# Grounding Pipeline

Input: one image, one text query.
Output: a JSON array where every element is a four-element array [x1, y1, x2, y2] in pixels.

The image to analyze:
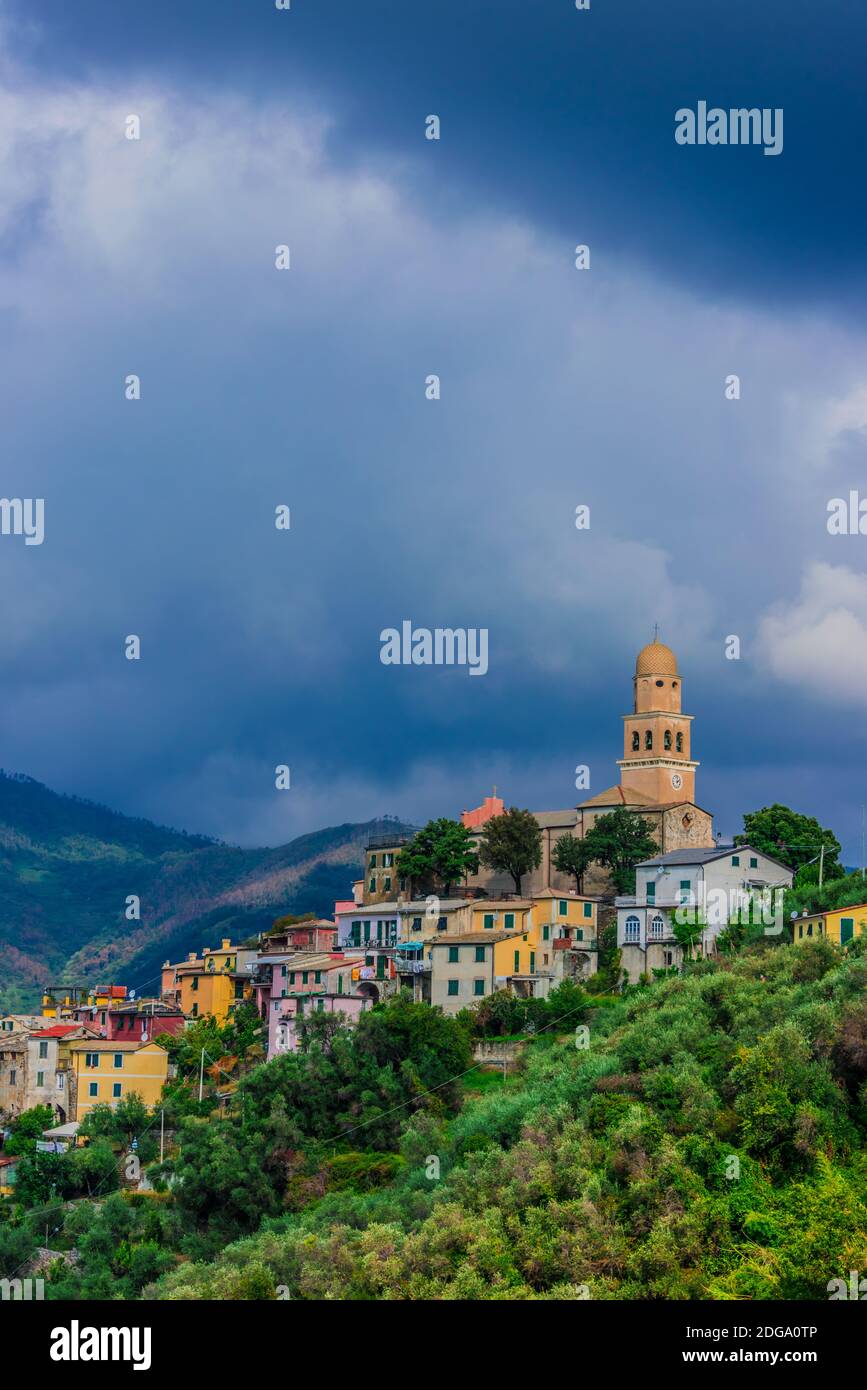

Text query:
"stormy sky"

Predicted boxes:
[[1, 0, 866, 859]]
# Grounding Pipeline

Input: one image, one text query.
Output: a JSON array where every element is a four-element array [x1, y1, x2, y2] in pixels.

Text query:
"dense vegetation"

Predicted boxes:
[[4, 938, 866, 1300]]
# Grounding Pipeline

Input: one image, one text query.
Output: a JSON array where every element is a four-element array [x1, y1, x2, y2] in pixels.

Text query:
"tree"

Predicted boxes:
[[552, 833, 594, 893], [478, 808, 542, 894], [5, 1104, 53, 1155], [737, 804, 843, 880], [396, 818, 479, 896], [672, 914, 704, 963], [582, 807, 658, 894]]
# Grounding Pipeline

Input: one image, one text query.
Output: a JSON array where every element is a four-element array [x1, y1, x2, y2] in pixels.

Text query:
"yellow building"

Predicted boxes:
[[161, 939, 254, 1023], [529, 890, 597, 948], [793, 904, 867, 947], [67, 1040, 168, 1120]]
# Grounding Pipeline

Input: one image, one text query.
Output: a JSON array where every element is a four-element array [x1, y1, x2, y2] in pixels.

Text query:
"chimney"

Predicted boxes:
[[221, 938, 231, 950]]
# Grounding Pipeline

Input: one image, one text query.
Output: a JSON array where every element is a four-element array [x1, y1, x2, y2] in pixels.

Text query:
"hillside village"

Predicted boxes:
[[1, 638, 863, 1163]]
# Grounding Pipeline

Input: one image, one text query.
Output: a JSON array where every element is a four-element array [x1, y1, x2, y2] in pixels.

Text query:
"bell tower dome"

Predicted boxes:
[[616, 633, 699, 804]]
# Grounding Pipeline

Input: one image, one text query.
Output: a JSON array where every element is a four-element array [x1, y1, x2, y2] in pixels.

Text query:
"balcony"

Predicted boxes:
[[394, 958, 431, 975]]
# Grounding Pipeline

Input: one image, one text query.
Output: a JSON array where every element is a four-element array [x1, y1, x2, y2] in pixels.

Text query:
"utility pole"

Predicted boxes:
[[198, 1048, 205, 1103], [819, 844, 825, 889]]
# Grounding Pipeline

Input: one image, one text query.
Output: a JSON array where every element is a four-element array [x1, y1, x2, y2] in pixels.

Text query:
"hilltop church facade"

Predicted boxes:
[[462, 636, 715, 899]]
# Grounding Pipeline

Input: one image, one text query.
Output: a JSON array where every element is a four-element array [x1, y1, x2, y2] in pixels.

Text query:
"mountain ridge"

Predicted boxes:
[[0, 770, 413, 1010]]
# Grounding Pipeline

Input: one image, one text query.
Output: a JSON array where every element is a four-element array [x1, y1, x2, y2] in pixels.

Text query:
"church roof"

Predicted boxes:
[[577, 784, 659, 809], [635, 639, 678, 676]]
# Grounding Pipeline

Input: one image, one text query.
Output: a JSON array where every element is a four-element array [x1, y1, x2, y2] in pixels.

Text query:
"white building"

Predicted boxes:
[[616, 844, 793, 983]]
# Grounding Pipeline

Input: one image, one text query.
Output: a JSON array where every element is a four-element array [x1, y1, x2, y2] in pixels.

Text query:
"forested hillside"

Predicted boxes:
[[0, 770, 410, 1009]]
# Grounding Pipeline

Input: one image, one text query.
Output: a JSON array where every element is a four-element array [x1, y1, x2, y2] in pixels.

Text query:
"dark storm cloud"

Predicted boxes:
[[0, 8, 865, 861], [6, 0, 867, 314]]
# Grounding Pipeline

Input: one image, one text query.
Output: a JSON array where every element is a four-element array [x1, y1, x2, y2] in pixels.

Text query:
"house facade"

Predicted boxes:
[[616, 844, 794, 983]]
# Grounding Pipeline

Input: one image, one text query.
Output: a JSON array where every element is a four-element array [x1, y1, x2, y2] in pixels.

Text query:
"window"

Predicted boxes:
[[89, 1082, 98, 1097], [413, 916, 422, 931], [543, 924, 550, 940], [56, 1073, 64, 1091], [302, 971, 309, 985], [448, 946, 459, 963], [280, 965, 287, 978], [678, 879, 692, 905], [369, 877, 376, 893], [289, 972, 296, 984], [663, 951, 674, 967], [437, 916, 447, 932], [314, 971, 322, 984], [650, 914, 664, 940], [338, 975, 344, 993], [369, 854, 377, 867], [85, 1052, 99, 1069], [36, 1071, 44, 1087], [645, 730, 653, 750], [447, 980, 459, 997], [731, 856, 740, 867], [317, 999, 325, 1011], [750, 856, 758, 868], [114, 1053, 123, 1069], [664, 730, 672, 750], [504, 912, 514, 929], [473, 979, 485, 997], [583, 902, 593, 918], [38, 1040, 48, 1059], [383, 852, 393, 867], [632, 731, 639, 750], [384, 877, 392, 892], [113, 1083, 122, 1098], [676, 732, 683, 752], [558, 900, 568, 916], [646, 881, 655, 902], [9, 1069, 15, 1084], [624, 915, 640, 943], [484, 913, 495, 930], [529, 951, 536, 973], [513, 950, 520, 972], [576, 928, 584, 941], [474, 946, 486, 962]]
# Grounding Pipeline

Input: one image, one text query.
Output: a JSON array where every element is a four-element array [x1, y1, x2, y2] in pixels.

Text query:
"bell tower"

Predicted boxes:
[[616, 634, 699, 804]]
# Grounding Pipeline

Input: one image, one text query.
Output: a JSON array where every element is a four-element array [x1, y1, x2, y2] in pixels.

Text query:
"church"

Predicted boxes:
[[463, 635, 715, 898]]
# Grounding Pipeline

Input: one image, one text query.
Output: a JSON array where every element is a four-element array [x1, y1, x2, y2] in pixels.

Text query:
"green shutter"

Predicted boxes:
[[583, 902, 592, 918], [473, 979, 485, 997], [448, 946, 459, 962], [447, 980, 459, 997], [513, 950, 520, 972], [474, 946, 485, 962], [484, 913, 494, 930], [504, 912, 514, 929]]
